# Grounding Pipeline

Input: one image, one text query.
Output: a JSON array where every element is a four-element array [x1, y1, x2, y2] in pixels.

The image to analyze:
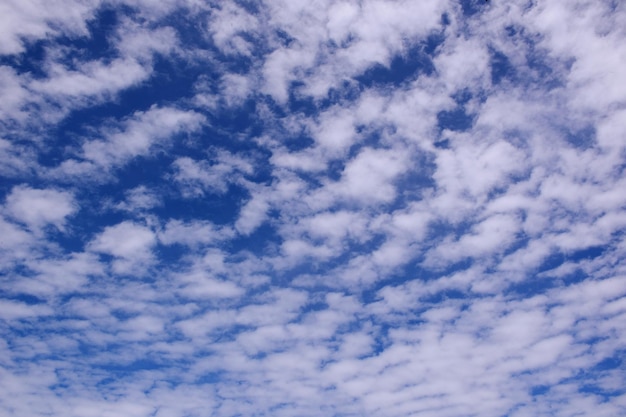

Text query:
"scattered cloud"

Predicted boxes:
[[4, 186, 76, 232], [1, 1, 625, 416]]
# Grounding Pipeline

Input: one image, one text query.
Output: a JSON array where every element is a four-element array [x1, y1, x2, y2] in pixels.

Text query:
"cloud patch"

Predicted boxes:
[[1, 1, 625, 417]]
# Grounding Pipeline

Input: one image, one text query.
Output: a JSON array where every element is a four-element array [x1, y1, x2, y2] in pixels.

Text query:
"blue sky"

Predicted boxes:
[[1, 1, 625, 416]]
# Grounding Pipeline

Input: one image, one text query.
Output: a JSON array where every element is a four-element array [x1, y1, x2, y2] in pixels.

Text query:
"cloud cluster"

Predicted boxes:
[[1, 0, 625, 416]]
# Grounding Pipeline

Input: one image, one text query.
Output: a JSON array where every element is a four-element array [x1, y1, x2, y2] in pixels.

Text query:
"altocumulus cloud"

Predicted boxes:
[[1, 1, 625, 416]]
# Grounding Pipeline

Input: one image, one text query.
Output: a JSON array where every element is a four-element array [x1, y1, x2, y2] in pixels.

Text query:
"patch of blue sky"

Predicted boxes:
[[460, 0, 491, 17], [354, 47, 436, 89]]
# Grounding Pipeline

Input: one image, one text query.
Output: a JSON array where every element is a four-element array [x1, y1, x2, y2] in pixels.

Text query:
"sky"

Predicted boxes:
[[0, 0, 625, 416]]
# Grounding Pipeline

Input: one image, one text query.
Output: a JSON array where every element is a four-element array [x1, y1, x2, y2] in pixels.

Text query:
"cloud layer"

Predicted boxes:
[[1, 1, 625, 416]]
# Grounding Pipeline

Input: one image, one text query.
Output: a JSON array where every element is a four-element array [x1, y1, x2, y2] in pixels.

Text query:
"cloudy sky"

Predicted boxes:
[[1, 0, 625, 416]]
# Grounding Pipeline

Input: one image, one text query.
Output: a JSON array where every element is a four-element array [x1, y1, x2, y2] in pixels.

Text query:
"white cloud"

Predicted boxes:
[[115, 186, 162, 213], [425, 213, 521, 266], [2, 0, 626, 416], [178, 271, 244, 300], [304, 210, 369, 243], [172, 150, 253, 196], [18, 252, 103, 297], [0, 4, 186, 134], [280, 238, 334, 262], [0, 217, 32, 250], [432, 139, 528, 215], [0, 67, 30, 123], [90, 221, 155, 258], [313, 146, 409, 207], [311, 108, 357, 155], [262, 46, 316, 103], [113, 20, 179, 59], [235, 191, 270, 235], [219, 73, 253, 107], [30, 57, 149, 100], [325, 1, 359, 44], [172, 249, 245, 300], [0, 299, 53, 320], [89, 221, 156, 274], [208, 2, 260, 56], [85, 106, 203, 166], [527, 0, 626, 113], [0, 0, 97, 55], [159, 219, 234, 248], [4, 186, 76, 231], [47, 106, 205, 180]]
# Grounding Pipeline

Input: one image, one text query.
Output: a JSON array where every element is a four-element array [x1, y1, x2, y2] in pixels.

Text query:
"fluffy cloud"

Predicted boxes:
[[82, 106, 204, 168], [0, 0, 98, 55], [4, 186, 76, 231], [89, 221, 156, 274], [1, 0, 625, 416]]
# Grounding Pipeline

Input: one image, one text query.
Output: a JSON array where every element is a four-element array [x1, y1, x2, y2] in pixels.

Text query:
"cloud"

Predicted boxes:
[[235, 190, 271, 235], [4, 186, 76, 231], [425, 213, 521, 268], [159, 219, 234, 248], [50, 105, 204, 180], [0, 0, 96, 55], [82, 106, 204, 168], [0, 299, 53, 320], [0, 67, 30, 124], [89, 221, 156, 274], [0, 4, 185, 137], [208, 2, 260, 56], [0, 217, 32, 250], [20, 252, 103, 297], [30, 57, 150, 100], [1, 0, 626, 416], [114, 186, 162, 213], [177, 270, 244, 300], [172, 150, 253, 196]]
